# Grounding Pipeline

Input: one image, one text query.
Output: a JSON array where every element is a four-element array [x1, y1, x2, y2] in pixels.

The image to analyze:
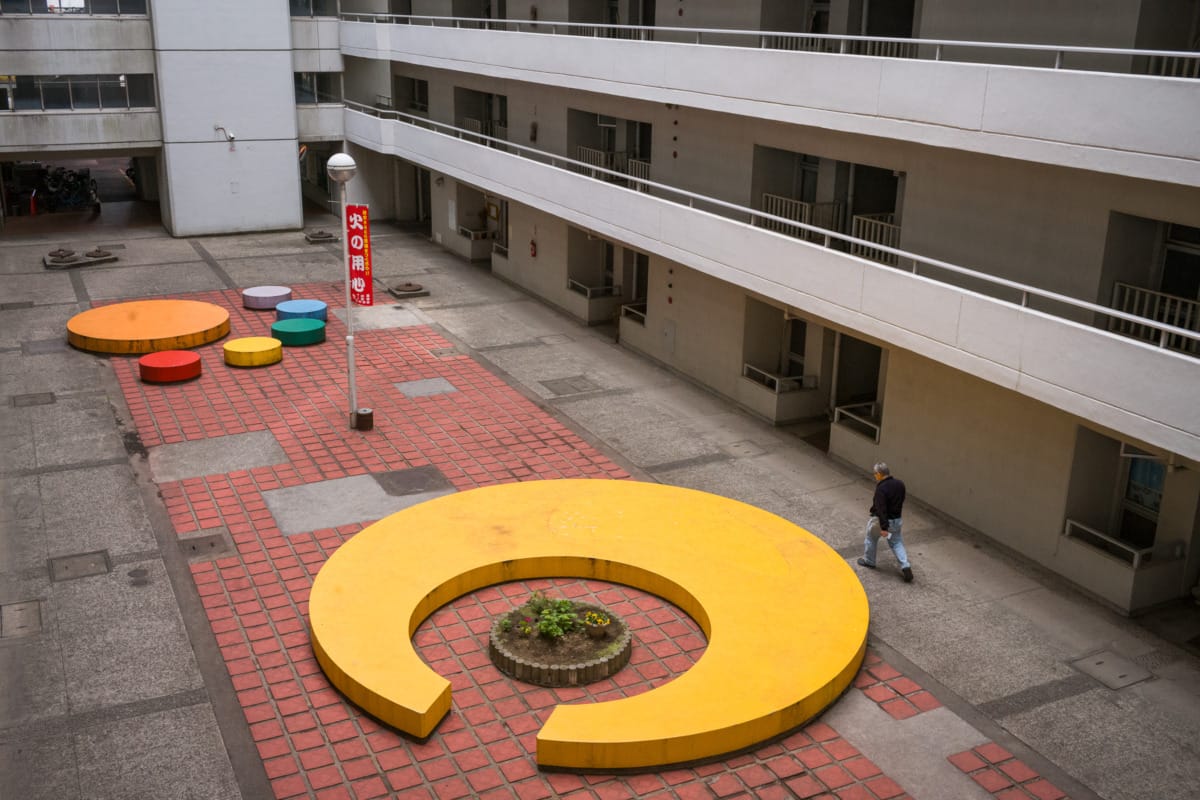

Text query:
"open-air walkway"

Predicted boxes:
[[1, 204, 1198, 799]]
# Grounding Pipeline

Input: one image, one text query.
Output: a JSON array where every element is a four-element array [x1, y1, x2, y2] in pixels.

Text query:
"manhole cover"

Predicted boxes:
[[49, 551, 111, 582], [1070, 650, 1152, 690], [541, 375, 600, 396], [1, 601, 42, 638], [12, 392, 57, 407]]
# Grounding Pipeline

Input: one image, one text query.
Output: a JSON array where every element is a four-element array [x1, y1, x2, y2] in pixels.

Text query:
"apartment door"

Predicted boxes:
[[1160, 223, 1200, 301], [416, 168, 432, 226]]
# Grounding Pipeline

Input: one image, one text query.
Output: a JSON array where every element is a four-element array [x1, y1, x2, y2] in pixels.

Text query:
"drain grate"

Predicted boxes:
[[179, 529, 233, 562], [1, 601, 43, 638], [1070, 650, 1152, 690], [49, 550, 111, 582], [12, 392, 57, 407], [540, 375, 600, 396], [373, 465, 452, 496], [1, 301, 35, 311]]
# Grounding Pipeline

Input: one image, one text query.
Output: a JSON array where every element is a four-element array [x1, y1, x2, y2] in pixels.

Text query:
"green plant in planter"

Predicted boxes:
[[516, 591, 580, 641]]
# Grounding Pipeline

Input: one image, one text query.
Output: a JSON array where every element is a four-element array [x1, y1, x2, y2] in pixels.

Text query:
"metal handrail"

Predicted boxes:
[[343, 100, 1200, 353], [1063, 518, 1152, 569], [340, 14, 1200, 76], [0, 0, 148, 15]]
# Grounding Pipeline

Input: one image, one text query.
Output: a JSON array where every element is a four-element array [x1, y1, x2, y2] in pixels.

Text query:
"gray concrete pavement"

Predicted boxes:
[[1, 204, 1199, 799]]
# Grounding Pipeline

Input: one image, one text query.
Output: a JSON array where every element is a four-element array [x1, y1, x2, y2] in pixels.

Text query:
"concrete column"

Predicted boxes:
[[151, 1, 303, 236]]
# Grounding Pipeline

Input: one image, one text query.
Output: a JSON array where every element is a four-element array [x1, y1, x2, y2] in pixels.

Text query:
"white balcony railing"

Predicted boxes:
[[1110, 282, 1200, 355], [833, 401, 881, 443], [341, 14, 1200, 80], [626, 158, 651, 191], [742, 364, 801, 394], [850, 213, 902, 267], [755, 194, 845, 243], [575, 146, 614, 178], [458, 226, 492, 241], [1063, 518, 1153, 569], [341, 101, 1200, 358], [621, 303, 647, 325], [567, 278, 621, 299]]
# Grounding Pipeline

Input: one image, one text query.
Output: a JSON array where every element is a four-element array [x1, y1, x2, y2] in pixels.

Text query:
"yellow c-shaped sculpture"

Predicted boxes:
[[308, 479, 868, 769]]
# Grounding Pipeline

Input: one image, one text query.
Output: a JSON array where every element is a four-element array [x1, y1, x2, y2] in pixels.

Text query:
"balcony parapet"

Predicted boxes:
[[341, 14, 1200, 80], [339, 18, 1200, 188], [0, 107, 160, 152], [342, 102, 1200, 459]]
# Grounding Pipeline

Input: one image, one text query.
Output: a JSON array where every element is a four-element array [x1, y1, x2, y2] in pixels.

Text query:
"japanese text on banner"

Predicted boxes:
[[346, 204, 373, 306]]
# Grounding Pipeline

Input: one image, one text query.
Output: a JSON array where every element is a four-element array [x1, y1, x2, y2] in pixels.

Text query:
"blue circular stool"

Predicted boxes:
[[275, 299, 328, 322]]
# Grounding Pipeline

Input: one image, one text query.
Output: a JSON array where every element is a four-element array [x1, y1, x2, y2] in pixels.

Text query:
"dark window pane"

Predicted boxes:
[[14, 76, 41, 109], [118, 0, 147, 12], [1167, 223, 1200, 247], [98, 76, 127, 108], [295, 73, 315, 103], [126, 74, 154, 107], [71, 77, 100, 108], [41, 78, 72, 109], [316, 73, 340, 102], [1, 1, 34, 14], [289, 0, 311, 15], [313, 0, 337, 15], [92, 0, 120, 12]]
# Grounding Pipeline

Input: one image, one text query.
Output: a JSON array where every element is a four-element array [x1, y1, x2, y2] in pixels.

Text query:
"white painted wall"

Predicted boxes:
[[151, 1, 302, 235]]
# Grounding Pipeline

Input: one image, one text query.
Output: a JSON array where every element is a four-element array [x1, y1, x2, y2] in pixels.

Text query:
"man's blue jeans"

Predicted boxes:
[[863, 516, 910, 569]]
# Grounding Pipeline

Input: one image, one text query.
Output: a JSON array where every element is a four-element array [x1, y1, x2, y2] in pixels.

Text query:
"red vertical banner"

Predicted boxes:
[[346, 204, 373, 306]]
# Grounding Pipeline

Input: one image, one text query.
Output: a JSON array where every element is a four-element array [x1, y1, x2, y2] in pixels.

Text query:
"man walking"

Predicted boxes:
[[857, 462, 914, 582]]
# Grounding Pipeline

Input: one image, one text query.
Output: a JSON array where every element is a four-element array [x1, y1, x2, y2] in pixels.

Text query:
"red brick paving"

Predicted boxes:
[[948, 744, 1069, 800], [854, 651, 942, 719], [112, 284, 918, 798]]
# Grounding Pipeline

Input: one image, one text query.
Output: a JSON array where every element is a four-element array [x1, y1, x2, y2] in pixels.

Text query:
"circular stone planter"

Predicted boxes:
[[489, 604, 633, 688]]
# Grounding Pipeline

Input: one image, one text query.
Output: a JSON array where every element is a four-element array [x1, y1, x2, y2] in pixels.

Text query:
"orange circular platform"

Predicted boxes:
[[67, 300, 230, 355]]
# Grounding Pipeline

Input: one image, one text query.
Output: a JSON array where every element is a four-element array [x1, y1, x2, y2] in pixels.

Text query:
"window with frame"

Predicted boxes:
[[1118, 457, 1165, 550]]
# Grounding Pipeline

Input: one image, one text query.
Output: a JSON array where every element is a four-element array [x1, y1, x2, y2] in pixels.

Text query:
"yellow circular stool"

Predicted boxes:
[[223, 337, 283, 368], [67, 299, 229, 354]]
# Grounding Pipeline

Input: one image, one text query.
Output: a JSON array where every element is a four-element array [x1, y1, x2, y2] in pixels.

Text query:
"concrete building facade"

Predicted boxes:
[[2, 0, 1199, 614]]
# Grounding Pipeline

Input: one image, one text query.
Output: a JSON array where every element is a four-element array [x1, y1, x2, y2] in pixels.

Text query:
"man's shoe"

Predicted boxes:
[[857, 558, 876, 569], [902, 567, 914, 583]]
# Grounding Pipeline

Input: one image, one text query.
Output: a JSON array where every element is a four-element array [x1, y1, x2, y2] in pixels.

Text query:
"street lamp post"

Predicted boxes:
[[326, 152, 359, 430]]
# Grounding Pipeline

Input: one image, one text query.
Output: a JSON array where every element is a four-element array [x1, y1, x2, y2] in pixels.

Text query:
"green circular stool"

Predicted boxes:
[[271, 318, 326, 346]]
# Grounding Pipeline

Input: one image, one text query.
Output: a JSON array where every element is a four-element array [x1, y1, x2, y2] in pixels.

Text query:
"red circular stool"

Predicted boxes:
[[138, 350, 202, 383]]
